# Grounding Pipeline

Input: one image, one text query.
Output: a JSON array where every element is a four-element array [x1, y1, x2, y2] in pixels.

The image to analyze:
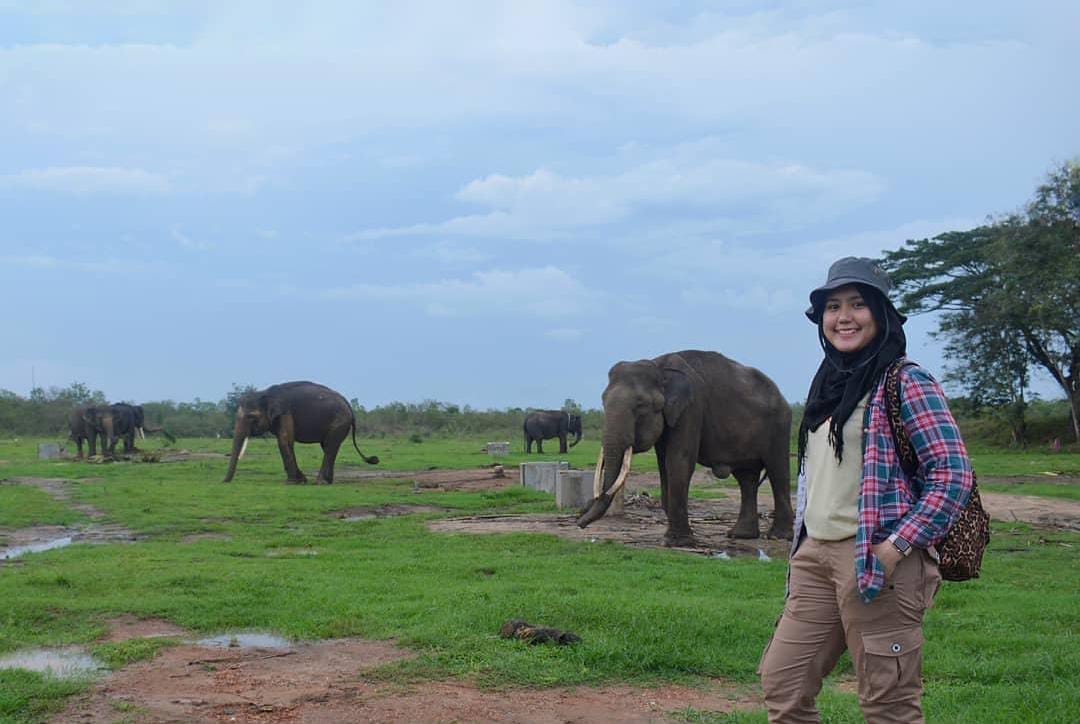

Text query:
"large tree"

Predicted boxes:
[[881, 160, 1080, 441]]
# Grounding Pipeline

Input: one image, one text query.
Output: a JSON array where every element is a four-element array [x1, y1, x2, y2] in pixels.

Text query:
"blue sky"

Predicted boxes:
[[1, 1, 1076, 409]]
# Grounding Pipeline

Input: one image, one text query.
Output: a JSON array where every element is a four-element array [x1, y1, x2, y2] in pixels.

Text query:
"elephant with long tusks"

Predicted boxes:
[[577, 350, 794, 546]]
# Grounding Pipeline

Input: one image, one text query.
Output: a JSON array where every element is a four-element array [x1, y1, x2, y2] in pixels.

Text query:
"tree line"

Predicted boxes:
[[0, 385, 607, 441], [0, 381, 1071, 449]]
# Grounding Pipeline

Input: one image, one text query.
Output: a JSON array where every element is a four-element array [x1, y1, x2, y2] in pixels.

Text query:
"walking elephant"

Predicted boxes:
[[222, 381, 379, 484], [523, 410, 582, 454], [68, 405, 116, 459], [577, 350, 794, 545]]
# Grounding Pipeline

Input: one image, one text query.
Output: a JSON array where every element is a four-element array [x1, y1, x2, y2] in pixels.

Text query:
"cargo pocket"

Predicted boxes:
[[859, 627, 923, 702]]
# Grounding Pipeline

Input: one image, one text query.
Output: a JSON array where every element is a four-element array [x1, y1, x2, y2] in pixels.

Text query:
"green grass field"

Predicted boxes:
[[0, 436, 1077, 722]]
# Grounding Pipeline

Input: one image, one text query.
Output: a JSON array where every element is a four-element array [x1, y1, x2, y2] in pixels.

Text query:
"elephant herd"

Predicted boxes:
[[65, 349, 796, 543], [68, 402, 155, 459]]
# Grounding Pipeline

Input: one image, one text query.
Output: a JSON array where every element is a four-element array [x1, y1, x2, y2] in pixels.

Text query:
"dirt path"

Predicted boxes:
[[0, 477, 138, 562], [56, 618, 753, 723]]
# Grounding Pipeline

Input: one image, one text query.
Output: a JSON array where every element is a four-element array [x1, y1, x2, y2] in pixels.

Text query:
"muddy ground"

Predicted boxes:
[[1, 464, 1077, 722], [60, 615, 754, 723]]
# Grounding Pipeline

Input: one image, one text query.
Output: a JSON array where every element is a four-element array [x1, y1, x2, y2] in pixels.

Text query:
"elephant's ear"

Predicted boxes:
[[265, 395, 285, 422], [661, 369, 692, 428]]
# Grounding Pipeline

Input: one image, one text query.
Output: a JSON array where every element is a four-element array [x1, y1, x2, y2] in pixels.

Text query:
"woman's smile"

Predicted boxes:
[[822, 285, 879, 353]]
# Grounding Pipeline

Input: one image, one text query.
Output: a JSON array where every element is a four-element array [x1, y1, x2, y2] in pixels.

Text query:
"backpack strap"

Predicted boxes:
[[884, 359, 919, 479]]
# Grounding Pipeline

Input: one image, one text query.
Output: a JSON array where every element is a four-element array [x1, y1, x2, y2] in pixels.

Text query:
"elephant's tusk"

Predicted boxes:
[[137, 427, 146, 440], [592, 448, 604, 498], [605, 448, 634, 498], [238, 436, 249, 460]]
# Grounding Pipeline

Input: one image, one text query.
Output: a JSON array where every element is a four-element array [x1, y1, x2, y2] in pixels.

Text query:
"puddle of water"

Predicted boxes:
[[1, 536, 73, 560], [342, 514, 377, 522], [0, 647, 105, 678], [195, 632, 294, 649], [711, 551, 731, 560]]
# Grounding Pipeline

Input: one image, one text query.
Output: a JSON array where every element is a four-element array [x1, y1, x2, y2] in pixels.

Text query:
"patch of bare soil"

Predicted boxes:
[[979, 488, 1080, 531], [424, 468, 1080, 556], [335, 466, 518, 492], [58, 633, 751, 723], [99, 615, 190, 643], [424, 468, 795, 558], [331, 504, 450, 520]]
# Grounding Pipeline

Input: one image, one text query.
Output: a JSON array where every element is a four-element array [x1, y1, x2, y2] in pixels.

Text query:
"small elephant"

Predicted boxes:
[[577, 350, 794, 545], [68, 404, 116, 459], [523, 410, 582, 454], [223, 381, 379, 484]]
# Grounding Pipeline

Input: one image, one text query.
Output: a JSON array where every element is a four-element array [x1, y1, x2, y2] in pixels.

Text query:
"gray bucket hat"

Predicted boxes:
[[805, 256, 907, 324]]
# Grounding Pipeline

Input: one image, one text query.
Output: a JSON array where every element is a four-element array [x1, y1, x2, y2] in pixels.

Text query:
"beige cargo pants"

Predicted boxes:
[[758, 537, 941, 723]]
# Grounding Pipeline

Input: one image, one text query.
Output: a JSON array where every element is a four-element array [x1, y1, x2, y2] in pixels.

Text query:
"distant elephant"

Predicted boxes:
[[523, 410, 582, 454], [68, 404, 116, 459], [577, 350, 794, 545], [223, 381, 379, 484], [110, 403, 146, 454]]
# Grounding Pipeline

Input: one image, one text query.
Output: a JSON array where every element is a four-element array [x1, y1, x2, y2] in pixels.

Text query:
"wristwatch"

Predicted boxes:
[[887, 532, 912, 557]]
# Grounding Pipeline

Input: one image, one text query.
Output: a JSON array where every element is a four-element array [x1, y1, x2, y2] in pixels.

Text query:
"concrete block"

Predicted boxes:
[[519, 461, 570, 494], [37, 443, 61, 460], [555, 469, 624, 514], [484, 442, 510, 456], [555, 470, 591, 510]]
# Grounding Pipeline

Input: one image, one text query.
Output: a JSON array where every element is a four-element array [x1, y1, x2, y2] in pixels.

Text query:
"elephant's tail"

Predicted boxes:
[[350, 414, 379, 465]]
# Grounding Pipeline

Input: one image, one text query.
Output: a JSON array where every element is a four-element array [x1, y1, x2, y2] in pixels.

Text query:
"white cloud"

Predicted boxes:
[[321, 266, 599, 318], [3, 166, 170, 195], [411, 241, 493, 265], [171, 226, 212, 251], [657, 217, 983, 316], [349, 151, 885, 243]]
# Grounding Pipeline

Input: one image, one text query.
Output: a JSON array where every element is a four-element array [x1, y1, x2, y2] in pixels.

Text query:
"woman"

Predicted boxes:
[[758, 257, 973, 723]]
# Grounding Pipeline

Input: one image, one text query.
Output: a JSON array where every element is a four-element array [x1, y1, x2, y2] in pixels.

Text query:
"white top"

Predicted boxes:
[[804, 393, 869, 540]]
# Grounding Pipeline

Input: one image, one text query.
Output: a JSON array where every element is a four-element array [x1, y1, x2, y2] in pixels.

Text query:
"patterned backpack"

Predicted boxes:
[[884, 361, 991, 581]]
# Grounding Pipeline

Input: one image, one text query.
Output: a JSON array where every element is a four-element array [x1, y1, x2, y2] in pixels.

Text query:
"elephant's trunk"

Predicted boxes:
[[569, 429, 582, 448], [576, 446, 633, 528], [223, 422, 248, 483]]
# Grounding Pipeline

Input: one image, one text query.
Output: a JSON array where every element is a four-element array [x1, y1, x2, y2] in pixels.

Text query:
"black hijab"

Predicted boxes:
[[797, 284, 907, 466]]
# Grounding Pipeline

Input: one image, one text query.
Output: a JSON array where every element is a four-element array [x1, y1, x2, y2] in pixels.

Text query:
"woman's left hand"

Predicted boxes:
[[872, 541, 905, 580]]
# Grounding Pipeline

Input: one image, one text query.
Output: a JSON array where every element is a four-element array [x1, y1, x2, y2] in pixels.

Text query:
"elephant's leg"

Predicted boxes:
[[88, 433, 97, 458], [316, 426, 348, 485], [655, 445, 669, 514], [536, 439, 544, 454], [559, 433, 568, 454], [763, 447, 795, 539], [729, 466, 763, 539], [660, 444, 697, 547], [276, 419, 306, 484]]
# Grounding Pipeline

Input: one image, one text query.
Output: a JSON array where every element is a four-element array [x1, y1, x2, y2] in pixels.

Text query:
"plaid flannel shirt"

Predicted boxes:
[[791, 360, 973, 602]]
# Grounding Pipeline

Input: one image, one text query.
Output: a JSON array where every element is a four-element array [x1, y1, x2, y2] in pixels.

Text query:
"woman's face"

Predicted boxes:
[[822, 285, 879, 353]]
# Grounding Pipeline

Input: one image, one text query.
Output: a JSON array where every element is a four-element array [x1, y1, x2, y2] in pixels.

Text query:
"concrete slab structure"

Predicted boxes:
[[519, 461, 569, 494], [556, 469, 624, 514], [37, 443, 61, 460], [484, 442, 510, 456]]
